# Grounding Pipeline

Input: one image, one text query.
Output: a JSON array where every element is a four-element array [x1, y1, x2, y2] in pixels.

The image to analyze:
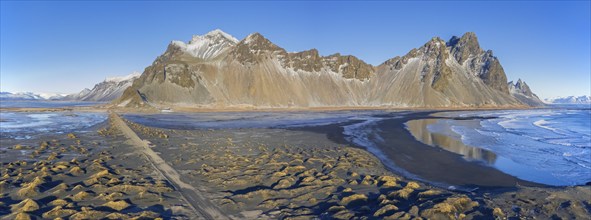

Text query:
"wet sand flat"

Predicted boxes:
[[375, 112, 543, 188]]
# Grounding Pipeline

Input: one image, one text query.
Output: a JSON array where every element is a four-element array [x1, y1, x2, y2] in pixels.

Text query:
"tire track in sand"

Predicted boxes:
[[110, 112, 228, 220]]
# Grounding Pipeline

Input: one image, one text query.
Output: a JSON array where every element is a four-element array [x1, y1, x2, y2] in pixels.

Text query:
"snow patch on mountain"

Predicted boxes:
[[171, 29, 238, 60], [106, 71, 141, 83]]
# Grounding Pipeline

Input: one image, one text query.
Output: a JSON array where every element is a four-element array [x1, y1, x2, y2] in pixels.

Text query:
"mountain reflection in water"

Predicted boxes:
[[405, 119, 498, 165]]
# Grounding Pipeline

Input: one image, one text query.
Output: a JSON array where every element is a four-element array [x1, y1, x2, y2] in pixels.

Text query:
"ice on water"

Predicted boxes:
[[0, 112, 107, 139], [430, 109, 591, 186]]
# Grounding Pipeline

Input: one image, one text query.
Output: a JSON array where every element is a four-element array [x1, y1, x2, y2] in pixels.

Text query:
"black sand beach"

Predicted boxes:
[[1, 111, 590, 219], [293, 111, 544, 190]]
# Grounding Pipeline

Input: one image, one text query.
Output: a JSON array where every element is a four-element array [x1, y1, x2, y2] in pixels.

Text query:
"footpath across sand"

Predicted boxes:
[[110, 112, 226, 220]]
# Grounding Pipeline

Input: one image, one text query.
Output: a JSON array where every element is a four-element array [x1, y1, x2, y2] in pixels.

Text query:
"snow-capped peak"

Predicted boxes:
[[38, 93, 68, 99], [105, 71, 141, 83], [244, 32, 264, 44], [172, 29, 239, 60], [202, 29, 239, 43]]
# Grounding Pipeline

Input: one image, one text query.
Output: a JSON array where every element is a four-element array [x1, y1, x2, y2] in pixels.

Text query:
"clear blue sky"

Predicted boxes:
[[1, 1, 589, 98]]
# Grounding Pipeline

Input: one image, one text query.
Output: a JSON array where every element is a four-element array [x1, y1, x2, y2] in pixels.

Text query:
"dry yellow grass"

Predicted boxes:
[[42, 206, 77, 219], [72, 191, 94, 201], [273, 177, 295, 189], [102, 200, 131, 211], [69, 166, 85, 176], [49, 199, 69, 206], [16, 183, 39, 198], [381, 180, 397, 188], [327, 205, 346, 213], [421, 196, 479, 219], [15, 212, 32, 220], [493, 207, 505, 217], [418, 189, 442, 197], [69, 208, 109, 220], [272, 171, 287, 177], [406, 181, 421, 189], [11, 199, 39, 212], [340, 194, 368, 206], [388, 187, 415, 200], [105, 212, 129, 219], [373, 204, 399, 217]]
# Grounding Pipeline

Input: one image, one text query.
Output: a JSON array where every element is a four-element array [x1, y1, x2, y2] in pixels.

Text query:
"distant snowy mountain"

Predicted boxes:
[[64, 72, 140, 102], [0, 91, 68, 101], [2, 72, 140, 103], [544, 95, 591, 104], [39, 93, 68, 100], [0, 91, 45, 100]]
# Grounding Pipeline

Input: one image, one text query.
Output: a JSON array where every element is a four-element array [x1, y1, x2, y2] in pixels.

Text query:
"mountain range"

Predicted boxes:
[[113, 30, 543, 109], [1, 30, 545, 109], [1, 72, 139, 102], [544, 95, 591, 104], [0, 92, 66, 101], [63, 72, 140, 102]]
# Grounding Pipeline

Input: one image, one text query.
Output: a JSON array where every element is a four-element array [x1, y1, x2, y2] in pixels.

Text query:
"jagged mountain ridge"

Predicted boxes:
[[115, 30, 540, 108], [65, 72, 140, 102], [508, 79, 545, 106]]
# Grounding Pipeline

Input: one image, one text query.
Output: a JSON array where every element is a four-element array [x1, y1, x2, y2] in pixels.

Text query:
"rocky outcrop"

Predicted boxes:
[[508, 79, 545, 106], [114, 30, 539, 109], [447, 32, 509, 94], [321, 53, 375, 80], [371, 35, 517, 107]]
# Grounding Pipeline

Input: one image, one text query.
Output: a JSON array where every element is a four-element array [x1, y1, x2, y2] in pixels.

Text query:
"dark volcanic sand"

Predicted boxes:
[[293, 111, 545, 190]]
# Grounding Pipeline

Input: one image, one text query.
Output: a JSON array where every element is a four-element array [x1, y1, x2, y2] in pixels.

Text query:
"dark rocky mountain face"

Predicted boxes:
[[419, 37, 453, 92], [286, 49, 324, 72], [448, 32, 481, 65], [229, 33, 374, 80], [448, 32, 509, 94], [115, 30, 541, 109]]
